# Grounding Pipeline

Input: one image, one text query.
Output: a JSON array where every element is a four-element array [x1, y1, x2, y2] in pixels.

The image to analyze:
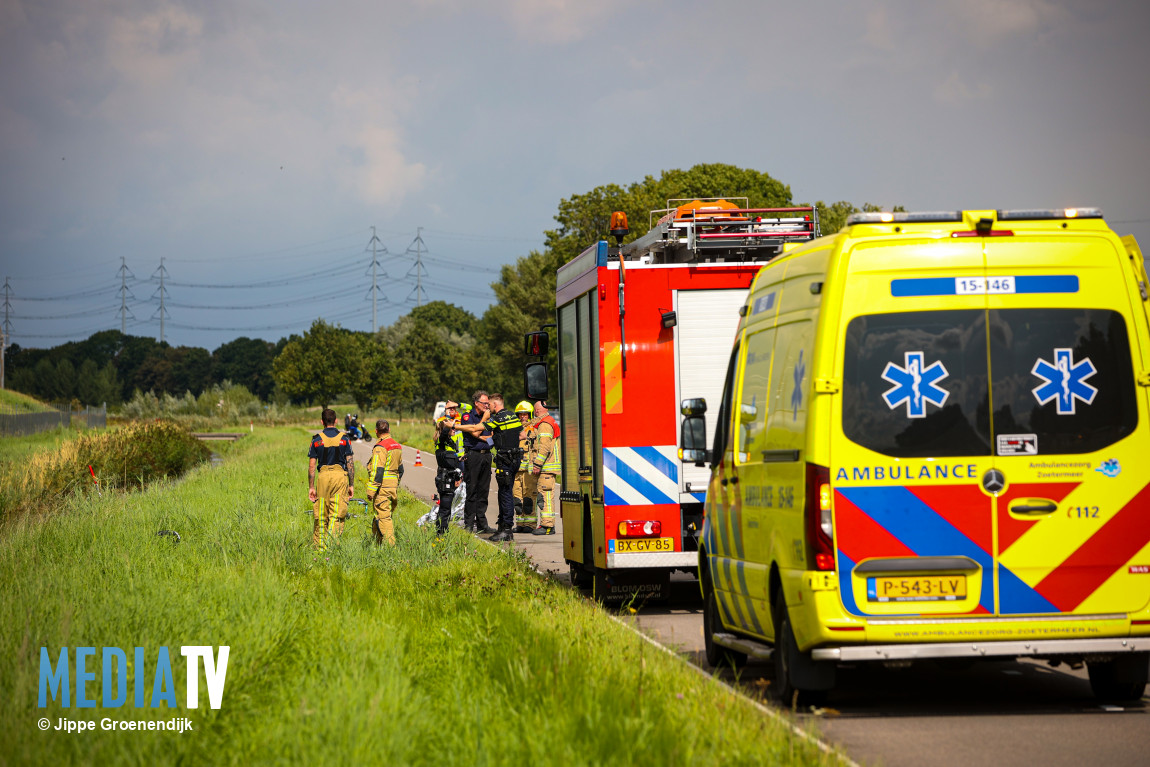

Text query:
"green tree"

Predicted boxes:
[[406, 301, 478, 338], [349, 337, 400, 411], [272, 320, 361, 406], [211, 337, 277, 400], [76, 359, 101, 404], [815, 201, 907, 234], [482, 163, 795, 396]]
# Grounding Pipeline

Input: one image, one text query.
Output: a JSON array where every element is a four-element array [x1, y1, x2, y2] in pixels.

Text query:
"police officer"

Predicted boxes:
[[485, 393, 523, 542], [308, 408, 355, 550], [456, 390, 496, 534], [530, 400, 561, 535], [512, 400, 537, 533], [365, 419, 403, 545], [433, 400, 465, 536]]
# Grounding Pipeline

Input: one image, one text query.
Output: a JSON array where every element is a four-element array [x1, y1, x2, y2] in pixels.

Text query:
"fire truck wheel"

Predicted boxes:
[[570, 561, 594, 589], [1087, 653, 1148, 702], [703, 585, 746, 668]]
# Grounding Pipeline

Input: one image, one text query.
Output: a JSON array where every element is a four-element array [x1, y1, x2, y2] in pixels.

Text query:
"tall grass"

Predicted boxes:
[[0, 421, 210, 524], [0, 429, 837, 766]]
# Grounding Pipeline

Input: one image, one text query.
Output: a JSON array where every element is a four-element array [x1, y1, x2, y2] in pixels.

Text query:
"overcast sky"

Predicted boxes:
[[2, 0, 1148, 350]]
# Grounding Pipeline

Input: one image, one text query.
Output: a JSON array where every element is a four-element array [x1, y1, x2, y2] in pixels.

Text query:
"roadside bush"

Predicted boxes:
[[0, 420, 210, 523]]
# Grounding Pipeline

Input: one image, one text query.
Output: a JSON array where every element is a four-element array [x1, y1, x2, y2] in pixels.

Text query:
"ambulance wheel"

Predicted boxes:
[[1087, 653, 1148, 702], [772, 606, 833, 708], [703, 585, 746, 668]]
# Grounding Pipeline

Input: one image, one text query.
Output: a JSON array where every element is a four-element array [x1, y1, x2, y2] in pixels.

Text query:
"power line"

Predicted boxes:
[[163, 261, 362, 289], [164, 286, 349, 311], [11, 284, 120, 301], [11, 305, 119, 320]]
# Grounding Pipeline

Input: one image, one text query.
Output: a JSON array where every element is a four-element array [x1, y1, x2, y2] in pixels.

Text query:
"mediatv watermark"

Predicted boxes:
[[37, 645, 229, 732]]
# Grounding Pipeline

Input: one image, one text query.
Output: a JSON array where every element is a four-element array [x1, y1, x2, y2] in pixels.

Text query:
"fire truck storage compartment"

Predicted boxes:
[[675, 288, 749, 496]]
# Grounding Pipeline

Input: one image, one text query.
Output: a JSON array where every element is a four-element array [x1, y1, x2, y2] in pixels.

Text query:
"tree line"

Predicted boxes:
[[4, 163, 894, 410]]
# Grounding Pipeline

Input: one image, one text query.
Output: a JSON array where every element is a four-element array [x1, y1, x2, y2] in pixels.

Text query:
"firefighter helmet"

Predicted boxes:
[[515, 400, 533, 414]]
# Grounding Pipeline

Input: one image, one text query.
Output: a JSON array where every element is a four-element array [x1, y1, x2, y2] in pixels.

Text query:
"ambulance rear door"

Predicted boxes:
[[984, 236, 1150, 616]]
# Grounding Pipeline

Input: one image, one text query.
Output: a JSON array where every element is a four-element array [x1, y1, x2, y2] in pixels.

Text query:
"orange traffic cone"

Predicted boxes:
[[413, 449, 423, 467]]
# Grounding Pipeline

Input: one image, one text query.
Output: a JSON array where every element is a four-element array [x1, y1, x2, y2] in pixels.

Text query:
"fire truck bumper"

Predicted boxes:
[[606, 551, 698, 569]]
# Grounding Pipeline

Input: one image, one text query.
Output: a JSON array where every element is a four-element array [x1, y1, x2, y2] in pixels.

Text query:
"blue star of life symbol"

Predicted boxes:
[[882, 351, 949, 418], [1096, 458, 1121, 478], [791, 349, 805, 421], [1031, 348, 1097, 415]]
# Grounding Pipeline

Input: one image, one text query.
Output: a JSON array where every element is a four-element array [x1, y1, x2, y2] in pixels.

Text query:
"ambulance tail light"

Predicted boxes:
[[805, 463, 834, 571], [618, 520, 661, 538]]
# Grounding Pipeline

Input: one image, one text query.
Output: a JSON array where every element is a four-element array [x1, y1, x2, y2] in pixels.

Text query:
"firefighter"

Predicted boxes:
[[485, 393, 523, 542], [530, 400, 561, 535], [456, 390, 495, 534], [433, 401, 465, 536], [512, 400, 537, 533], [307, 408, 355, 550], [365, 418, 404, 546]]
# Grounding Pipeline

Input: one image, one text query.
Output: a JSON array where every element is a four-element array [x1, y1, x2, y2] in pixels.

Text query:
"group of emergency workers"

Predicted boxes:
[[305, 390, 558, 550], [307, 407, 403, 550], [433, 390, 559, 542]]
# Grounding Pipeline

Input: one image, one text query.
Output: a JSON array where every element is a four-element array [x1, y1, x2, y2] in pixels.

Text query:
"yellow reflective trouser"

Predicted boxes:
[[513, 471, 532, 526], [535, 472, 556, 528], [314, 465, 348, 549], [371, 478, 398, 546]]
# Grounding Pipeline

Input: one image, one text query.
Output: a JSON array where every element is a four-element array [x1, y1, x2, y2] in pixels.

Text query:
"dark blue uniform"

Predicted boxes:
[[460, 410, 493, 532]]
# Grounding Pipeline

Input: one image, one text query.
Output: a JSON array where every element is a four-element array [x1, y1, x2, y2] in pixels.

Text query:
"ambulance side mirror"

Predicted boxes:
[[525, 362, 548, 401], [680, 398, 709, 465]]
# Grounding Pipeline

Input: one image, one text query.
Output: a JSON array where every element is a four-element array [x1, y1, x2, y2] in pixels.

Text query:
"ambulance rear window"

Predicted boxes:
[[842, 310, 992, 458], [988, 308, 1137, 454]]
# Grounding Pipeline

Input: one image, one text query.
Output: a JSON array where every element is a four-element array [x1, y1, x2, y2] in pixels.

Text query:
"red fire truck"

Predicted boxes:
[[526, 199, 821, 600]]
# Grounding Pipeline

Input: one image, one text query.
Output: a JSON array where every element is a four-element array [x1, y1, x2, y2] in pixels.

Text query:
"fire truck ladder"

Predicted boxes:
[[622, 199, 821, 264]]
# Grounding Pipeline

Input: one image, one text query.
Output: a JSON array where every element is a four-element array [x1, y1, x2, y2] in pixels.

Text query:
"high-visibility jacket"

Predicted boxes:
[[532, 415, 560, 474], [435, 425, 464, 472], [487, 409, 523, 454], [518, 424, 537, 472], [366, 436, 403, 494]]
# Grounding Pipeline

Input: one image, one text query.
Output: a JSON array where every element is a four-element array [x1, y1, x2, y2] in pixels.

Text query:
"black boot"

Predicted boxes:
[[489, 528, 513, 542]]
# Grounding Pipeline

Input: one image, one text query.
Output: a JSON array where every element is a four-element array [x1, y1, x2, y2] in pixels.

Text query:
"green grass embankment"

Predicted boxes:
[[0, 428, 836, 766], [0, 389, 55, 413]]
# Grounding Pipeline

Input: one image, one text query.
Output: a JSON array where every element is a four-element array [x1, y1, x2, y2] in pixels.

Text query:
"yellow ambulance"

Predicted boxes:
[[681, 208, 1150, 704]]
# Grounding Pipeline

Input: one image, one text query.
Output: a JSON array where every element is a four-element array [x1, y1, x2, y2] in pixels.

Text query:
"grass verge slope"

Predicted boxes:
[[0, 429, 836, 766]]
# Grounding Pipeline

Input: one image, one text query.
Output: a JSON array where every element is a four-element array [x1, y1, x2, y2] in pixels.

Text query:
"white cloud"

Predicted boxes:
[[934, 70, 993, 104]]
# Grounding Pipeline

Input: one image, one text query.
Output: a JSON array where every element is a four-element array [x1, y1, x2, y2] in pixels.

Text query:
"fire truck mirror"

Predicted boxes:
[[680, 398, 707, 416], [523, 331, 550, 357], [680, 415, 709, 465], [524, 362, 549, 401]]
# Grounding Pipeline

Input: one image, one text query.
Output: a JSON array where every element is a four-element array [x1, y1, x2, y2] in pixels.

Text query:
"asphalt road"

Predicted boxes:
[[361, 440, 1150, 767]]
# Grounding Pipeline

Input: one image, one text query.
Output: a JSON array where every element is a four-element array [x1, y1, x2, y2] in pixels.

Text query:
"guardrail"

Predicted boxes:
[[0, 402, 107, 435]]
